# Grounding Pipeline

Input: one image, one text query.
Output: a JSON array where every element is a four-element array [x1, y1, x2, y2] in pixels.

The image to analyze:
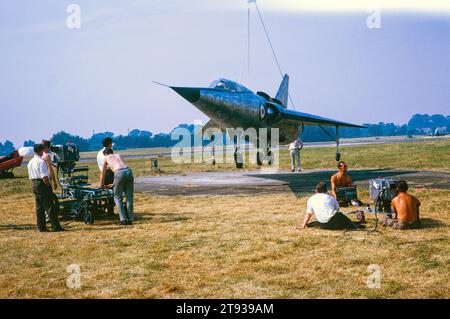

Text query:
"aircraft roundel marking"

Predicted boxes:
[[260, 105, 266, 119]]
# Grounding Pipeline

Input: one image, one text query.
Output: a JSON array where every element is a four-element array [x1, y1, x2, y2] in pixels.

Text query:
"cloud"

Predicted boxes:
[[258, 0, 450, 14]]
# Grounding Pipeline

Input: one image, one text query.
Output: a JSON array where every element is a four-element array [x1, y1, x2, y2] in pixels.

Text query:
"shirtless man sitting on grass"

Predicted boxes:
[[331, 161, 353, 198], [379, 180, 421, 230]]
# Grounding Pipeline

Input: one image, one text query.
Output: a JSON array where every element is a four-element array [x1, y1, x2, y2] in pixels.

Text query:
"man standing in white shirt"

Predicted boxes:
[[97, 137, 115, 214], [27, 144, 65, 232], [42, 140, 59, 223], [97, 137, 111, 172], [300, 182, 357, 230], [287, 138, 303, 172]]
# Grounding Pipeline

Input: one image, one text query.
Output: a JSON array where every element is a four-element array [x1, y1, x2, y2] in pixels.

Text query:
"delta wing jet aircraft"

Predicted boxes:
[[162, 75, 365, 168]]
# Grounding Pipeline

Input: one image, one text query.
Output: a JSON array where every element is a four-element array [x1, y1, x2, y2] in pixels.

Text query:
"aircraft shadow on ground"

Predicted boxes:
[[247, 169, 416, 197]]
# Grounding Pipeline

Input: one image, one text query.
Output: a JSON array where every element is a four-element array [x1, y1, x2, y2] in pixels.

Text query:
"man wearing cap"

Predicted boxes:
[[27, 144, 65, 232]]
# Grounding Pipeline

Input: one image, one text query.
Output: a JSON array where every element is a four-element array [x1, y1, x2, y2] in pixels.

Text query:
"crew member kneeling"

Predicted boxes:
[[379, 180, 421, 230], [300, 182, 357, 230]]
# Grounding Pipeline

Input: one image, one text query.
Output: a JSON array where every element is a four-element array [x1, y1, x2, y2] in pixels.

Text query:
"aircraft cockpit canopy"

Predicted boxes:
[[209, 79, 251, 93]]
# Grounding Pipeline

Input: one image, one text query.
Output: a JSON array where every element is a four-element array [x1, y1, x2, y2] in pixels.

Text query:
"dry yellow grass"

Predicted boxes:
[[0, 140, 449, 298], [0, 190, 448, 298]]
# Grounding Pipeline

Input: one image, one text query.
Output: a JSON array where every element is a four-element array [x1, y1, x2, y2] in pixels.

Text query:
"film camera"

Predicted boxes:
[[369, 178, 399, 214], [51, 143, 114, 224], [51, 143, 86, 186]]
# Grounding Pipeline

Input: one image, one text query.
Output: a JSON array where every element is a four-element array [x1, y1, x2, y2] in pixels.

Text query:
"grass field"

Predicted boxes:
[[0, 139, 449, 298]]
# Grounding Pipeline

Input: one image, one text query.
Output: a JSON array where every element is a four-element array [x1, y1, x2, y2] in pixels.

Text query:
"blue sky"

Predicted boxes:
[[0, 0, 449, 146]]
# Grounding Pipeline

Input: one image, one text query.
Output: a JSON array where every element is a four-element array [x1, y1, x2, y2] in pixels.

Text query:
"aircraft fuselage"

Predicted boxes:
[[172, 86, 300, 144]]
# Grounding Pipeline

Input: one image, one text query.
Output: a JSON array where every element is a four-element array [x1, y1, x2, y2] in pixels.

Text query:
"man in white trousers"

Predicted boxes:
[[288, 138, 303, 172]]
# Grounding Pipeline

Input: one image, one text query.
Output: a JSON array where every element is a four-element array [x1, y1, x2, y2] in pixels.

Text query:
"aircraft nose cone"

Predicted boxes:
[[171, 87, 201, 103]]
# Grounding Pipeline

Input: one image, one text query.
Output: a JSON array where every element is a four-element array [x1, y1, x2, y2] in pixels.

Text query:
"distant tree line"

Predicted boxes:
[[1, 114, 449, 155], [301, 114, 450, 142]]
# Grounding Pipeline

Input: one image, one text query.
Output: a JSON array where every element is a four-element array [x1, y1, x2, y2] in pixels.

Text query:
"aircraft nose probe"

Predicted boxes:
[[170, 87, 201, 103]]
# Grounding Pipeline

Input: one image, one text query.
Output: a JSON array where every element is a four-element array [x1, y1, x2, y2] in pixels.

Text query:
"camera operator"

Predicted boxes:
[[27, 144, 65, 232], [100, 148, 134, 225], [331, 161, 353, 198], [379, 180, 421, 230], [97, 137, 115, 214]]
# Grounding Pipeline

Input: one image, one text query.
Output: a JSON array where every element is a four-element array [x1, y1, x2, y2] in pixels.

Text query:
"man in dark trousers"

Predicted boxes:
[[300, 182, 361, 230], [27, 144, 65, 232]]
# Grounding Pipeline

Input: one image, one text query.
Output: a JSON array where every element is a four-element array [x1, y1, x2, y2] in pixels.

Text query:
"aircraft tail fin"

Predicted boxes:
[[275, 74, 289, 108]]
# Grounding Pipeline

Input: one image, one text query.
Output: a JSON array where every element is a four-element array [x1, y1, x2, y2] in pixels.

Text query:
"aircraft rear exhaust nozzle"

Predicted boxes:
[[170, 87, 201, 103]]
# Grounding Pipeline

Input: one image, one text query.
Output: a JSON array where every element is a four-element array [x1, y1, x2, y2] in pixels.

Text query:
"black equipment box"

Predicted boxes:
[[335, 186, 358, 207]]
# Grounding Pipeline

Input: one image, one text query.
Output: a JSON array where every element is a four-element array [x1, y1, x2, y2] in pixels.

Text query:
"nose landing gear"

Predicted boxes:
[[335, 126, 341, 162]]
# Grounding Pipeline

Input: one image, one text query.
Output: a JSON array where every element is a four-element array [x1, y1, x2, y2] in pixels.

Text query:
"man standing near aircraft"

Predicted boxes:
[[100, 148, 134, 225], [27, 144, 65, 232], [288, 138, 303, 172], [331, 161, 353, 198], [42, 140, 59, 223]]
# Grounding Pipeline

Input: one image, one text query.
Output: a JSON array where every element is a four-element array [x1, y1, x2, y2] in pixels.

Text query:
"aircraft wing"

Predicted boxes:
[[278, 107, 366, 128]]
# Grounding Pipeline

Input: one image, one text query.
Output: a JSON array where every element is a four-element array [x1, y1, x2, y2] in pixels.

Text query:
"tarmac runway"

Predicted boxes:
[[135, 169, 450, 196], [78, 136, 450, 163]]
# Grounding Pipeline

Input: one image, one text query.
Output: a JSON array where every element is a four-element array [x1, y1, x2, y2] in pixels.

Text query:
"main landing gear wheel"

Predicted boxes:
[[210, 134, 216, 166], [234, 150, 243, 169], [256, 152, 263, 166], [267, 150, 273, 166]]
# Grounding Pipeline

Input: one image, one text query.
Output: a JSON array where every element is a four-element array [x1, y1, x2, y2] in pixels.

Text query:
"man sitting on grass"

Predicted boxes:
[[331, 161, 353, 198], [300, 182, 361, 230], [379, 180, 421, 230]]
